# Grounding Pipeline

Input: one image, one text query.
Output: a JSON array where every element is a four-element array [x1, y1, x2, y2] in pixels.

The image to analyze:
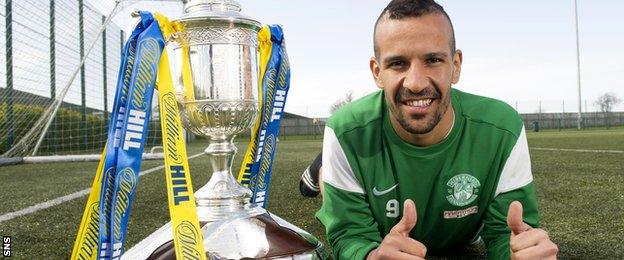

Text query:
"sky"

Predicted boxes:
[[93, 0, 624, 118]]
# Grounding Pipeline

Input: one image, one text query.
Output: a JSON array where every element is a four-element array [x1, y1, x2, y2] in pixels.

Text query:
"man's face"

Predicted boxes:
[[371, 13, 462, 135]]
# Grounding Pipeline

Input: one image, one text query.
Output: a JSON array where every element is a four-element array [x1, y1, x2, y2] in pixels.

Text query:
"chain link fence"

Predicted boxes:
[[0, 0, 163, 156], [521, 112, 624, 131], [509, 100, 624, 130]]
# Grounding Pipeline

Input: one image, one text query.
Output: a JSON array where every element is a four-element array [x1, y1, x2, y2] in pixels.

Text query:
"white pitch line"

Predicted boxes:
[[531, 147, 624, 154], [0, 152, 204, 223]]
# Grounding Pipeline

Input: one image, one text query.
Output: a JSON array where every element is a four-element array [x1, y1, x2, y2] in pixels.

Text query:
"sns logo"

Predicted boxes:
[[3, 236, 10, 257]]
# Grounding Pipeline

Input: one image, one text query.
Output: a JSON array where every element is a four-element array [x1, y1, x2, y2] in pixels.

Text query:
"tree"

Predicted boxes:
[[329, 91, 353, 114], [594, 92, 622, 128], [594, 92, 622, 113]]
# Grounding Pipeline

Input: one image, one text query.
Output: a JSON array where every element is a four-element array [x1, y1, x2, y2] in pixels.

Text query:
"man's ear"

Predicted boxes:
[[451, 50, 463, 84], [370, 57, 383, 89]]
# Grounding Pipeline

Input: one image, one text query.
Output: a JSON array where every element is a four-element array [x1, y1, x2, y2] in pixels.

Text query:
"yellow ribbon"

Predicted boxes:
[[71, 146, 106, 260], [154, 14, 207, 260], [237, 25, 272, 184]]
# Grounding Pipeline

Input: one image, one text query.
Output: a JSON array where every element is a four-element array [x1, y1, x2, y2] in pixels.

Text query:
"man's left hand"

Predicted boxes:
[[507, 201, 558, 260]]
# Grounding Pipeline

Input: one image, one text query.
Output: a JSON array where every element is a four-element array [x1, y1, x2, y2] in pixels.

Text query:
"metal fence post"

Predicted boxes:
[[538, 100, 542, 129], [3, 0, 14, 152], [78, 0, 87, 150], [562, 100, 565, 129], [49, 0, 56, 153], [102, 15, 107, 124]]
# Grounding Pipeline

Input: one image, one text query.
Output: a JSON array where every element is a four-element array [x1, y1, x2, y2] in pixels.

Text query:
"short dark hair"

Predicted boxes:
[[373, 0, 456, 58]]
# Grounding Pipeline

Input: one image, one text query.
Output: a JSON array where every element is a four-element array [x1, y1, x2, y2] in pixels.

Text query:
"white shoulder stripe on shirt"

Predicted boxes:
[[495, 126, 534, 197], [321, 127, 365, 194]]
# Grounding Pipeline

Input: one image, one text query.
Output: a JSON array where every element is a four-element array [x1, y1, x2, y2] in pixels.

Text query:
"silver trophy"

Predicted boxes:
[[122, 0, 328, 259]]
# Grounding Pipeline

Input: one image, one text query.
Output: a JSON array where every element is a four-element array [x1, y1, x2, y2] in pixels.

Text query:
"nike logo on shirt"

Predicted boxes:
[[372, 184, 398, 196]]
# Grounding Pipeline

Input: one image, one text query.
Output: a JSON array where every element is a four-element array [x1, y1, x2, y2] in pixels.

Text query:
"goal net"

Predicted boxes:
[[0, 0, 182, 159]]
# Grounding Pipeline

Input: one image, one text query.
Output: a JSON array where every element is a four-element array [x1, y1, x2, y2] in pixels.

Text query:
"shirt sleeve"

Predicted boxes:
[[481, 127, 540, 259], [315, 127, 382, 260]]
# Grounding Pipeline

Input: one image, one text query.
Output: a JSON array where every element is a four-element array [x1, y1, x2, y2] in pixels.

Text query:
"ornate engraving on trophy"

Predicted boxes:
[[179, 100, 257, 138], [181, 27, 259, 46]]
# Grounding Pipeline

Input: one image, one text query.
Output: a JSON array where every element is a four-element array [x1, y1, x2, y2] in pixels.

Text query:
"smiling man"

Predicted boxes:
[[315, 0, 558, 259]]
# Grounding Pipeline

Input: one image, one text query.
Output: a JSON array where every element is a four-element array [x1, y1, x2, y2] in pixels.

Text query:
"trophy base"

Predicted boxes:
[[122, 211, 328, 260]]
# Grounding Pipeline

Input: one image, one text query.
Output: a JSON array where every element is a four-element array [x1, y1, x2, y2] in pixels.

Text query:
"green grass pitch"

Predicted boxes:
[[0, 128, 622, 259]]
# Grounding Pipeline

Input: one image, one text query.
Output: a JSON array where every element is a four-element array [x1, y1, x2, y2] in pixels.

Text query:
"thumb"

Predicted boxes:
[[390, 199, 417, 236], [507, 201, 531, 235]]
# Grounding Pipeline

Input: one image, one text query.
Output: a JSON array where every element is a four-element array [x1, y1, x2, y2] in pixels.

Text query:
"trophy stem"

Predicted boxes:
[[205, 138, 237, 174], [194, 137, 256, 222]]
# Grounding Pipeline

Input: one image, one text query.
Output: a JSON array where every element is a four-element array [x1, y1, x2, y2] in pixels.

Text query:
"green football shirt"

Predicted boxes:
[[316, 89, 539, 259]]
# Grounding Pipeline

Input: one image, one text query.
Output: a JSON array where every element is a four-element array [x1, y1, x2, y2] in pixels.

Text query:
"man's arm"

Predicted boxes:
[[315, 127, 382, 259], [317, 184, 382, 259], [320, 182, 430, 260], [481, 127, 557, 259]]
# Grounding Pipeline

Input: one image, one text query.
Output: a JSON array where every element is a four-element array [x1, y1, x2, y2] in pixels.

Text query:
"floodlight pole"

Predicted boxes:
[[574, 0, 582, 129]]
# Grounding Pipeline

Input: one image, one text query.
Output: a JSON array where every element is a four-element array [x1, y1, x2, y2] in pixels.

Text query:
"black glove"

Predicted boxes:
[[299, 152, 322, 197]]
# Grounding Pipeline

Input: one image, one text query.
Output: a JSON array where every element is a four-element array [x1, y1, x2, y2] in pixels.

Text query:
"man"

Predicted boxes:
[[315, 0, 559, 259]]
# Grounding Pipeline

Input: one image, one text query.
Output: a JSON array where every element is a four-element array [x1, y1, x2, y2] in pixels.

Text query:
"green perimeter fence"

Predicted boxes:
[[521, 111, 624, 131]]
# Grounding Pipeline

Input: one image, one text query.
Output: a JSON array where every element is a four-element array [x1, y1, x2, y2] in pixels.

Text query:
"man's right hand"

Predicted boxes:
[[367, 199, 427, 260]]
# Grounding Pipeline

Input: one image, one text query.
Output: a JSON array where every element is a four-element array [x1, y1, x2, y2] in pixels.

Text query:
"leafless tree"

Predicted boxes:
[[594, 92, 622, 128], [594, 92, 622, 113], [329, 92, 353, 114]]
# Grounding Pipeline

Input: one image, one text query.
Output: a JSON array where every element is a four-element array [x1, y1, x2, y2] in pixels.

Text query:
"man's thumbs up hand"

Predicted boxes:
[[367, 199, 427, 260], [390, 199, 417, 237], [507, 201, 532, 235], [506, 201, 558, 260]]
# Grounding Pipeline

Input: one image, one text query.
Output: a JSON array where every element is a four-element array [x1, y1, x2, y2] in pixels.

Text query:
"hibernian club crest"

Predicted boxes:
[[446, 173, 481, 207]]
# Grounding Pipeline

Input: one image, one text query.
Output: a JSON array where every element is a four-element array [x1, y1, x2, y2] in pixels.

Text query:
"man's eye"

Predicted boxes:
[[426, 58, 443, 64], [388, 61, 406, 68]]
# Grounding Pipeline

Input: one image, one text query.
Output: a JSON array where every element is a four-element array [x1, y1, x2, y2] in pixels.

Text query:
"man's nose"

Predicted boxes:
[[402, 66, 428, 92]]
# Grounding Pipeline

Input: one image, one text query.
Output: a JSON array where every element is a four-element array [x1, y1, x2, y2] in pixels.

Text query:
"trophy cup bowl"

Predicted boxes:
[[121, 1, 328, 259]]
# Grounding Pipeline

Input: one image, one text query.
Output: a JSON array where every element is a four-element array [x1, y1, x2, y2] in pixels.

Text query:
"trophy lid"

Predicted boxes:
[[177, 0, 261, 31]]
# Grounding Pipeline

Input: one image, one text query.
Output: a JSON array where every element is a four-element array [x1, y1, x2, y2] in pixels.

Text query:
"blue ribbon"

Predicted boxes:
[[248, 25, 290, 208], [96, 12, 165, 259], [96, 11, 143, 260]]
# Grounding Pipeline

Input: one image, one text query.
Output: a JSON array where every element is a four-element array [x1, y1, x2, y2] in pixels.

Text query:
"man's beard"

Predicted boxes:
[[389, 86, 449, 135]]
